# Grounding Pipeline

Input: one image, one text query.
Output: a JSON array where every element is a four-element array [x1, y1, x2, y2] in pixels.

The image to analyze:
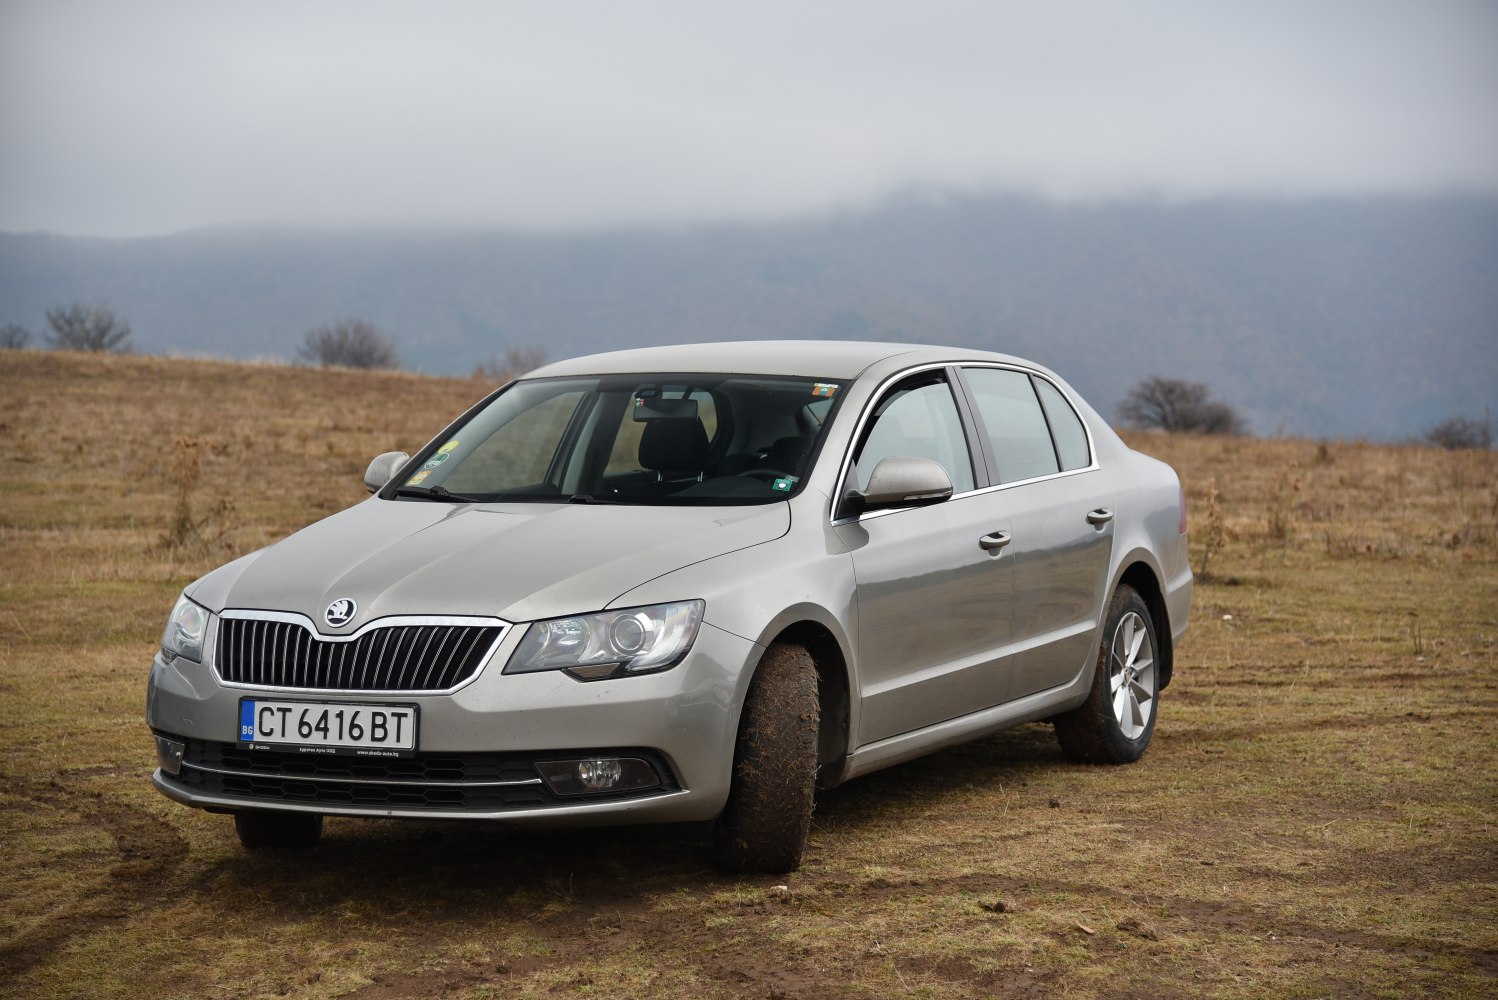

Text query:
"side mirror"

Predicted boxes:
[[363, 451, 410, 493], [852, 456, 954, 512]]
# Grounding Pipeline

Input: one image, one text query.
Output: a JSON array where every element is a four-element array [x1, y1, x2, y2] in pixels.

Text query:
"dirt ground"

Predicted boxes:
[[2, 351, 1495, 998]]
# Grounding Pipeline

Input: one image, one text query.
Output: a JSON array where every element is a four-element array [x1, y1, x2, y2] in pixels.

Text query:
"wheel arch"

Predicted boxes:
[[1116, 558, 1174, 691], [753, 613, 854, 789]]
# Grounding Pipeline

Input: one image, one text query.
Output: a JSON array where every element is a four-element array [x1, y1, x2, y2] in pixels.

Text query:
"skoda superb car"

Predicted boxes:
[[148, 341, 1191, 872]]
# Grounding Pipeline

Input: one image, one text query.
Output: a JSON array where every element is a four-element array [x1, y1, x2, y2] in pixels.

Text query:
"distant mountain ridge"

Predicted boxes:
[[3, 194, 1495, 439]]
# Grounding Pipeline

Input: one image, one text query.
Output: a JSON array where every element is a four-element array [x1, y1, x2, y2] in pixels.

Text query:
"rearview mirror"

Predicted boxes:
[[852, 456, 954, 512], [364, 451, 410, 493]]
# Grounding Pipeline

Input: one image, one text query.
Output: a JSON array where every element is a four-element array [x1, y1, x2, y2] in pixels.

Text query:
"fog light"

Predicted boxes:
[[155, 735, 185, 776], [579, 757, 622, 789], [535, 757, 661, 796]]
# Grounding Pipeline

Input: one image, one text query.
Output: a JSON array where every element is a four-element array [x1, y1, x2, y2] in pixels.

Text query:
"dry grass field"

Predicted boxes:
[[2, 350, 1495, 999]]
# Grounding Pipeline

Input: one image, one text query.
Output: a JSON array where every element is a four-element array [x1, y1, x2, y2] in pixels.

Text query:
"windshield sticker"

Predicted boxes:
[[406, 470, 431, 486], [771, 476, 798, 492], [811, 383, 839, 398], [423, 452, 450, 470], [437, 439, 460, 454]]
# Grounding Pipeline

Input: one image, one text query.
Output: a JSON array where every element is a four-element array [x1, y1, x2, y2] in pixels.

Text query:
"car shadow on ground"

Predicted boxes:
[[181, 723, 1070, 924]]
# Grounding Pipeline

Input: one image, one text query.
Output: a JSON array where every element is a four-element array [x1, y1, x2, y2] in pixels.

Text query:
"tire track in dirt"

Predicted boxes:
[[0, 770, 189, 982]]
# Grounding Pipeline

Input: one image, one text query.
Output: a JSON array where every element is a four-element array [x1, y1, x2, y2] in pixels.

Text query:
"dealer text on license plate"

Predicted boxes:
[[239, 699, 417, 756]]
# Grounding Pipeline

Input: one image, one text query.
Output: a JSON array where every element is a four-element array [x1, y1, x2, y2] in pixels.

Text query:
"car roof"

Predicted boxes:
[[524, 340, 1033, 381]]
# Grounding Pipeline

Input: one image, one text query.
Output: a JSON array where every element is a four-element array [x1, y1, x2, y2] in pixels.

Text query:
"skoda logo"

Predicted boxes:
[[324, 598, 357, 628]]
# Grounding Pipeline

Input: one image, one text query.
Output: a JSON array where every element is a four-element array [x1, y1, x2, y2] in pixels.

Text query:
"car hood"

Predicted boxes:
[[187, 498, 789, 630]]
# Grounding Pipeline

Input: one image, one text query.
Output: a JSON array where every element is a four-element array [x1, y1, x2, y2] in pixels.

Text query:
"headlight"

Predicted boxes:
[[504, 600, 704, 681], [161, 593, 209, 663]]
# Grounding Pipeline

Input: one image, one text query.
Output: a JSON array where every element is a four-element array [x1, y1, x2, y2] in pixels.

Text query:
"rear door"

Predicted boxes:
[[957, 367, 1115, 699]]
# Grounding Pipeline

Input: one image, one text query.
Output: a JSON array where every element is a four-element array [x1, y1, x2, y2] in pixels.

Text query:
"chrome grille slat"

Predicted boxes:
[[235, 616, 246, 682], [252, 621, 263, 684], [372, 628, 394, 689], [278, 623, 291, 689], [215, 615, 503, 693], [417, 626, 457, 690], [449, 629, 486, 688], [381, 626, 411, 690], [294, 627, 306, 689], [404, 627, 440, 691]]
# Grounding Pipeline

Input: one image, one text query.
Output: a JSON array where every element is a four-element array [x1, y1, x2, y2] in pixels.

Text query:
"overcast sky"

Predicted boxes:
[[2, 0, 1495, 237]]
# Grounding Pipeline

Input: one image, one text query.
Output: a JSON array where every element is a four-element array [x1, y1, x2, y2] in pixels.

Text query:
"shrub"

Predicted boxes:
[[1425, 414, 1492, 451], [297, 318, 400, 370], [473, 345, 547, 385], [45, 304, 132, 352], [1119, 376, 1245, 434], [0, 323, 31, 349]]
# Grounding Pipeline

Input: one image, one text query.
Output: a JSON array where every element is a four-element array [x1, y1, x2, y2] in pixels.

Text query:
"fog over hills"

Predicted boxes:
[[3, 194, 1495, 440]]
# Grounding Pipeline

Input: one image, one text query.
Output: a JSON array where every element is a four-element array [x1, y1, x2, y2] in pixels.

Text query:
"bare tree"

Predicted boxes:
[[473, 345, 547, 385], [0, 323, 30, 349], [1425, 413, 1492, 450], [297, 318, 400, 370], [45, 304, 133, 352], [1119, 376, 1245, 434]]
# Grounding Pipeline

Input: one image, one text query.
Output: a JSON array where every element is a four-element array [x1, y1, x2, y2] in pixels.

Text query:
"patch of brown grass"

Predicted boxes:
[[2, 353, 1495, 999]]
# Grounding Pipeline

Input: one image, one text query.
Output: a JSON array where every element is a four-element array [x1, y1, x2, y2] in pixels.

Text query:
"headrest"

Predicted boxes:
[[638, 418, 709, 474]]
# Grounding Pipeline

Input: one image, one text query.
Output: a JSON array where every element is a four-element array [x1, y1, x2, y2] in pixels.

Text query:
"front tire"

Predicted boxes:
[[234, 810, 323, 849], [713, 642, 819, 873], [1054, 584, 1160, 764]]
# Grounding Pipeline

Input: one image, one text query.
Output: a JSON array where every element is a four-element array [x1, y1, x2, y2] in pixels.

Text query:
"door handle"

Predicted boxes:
[[979, 531, 1012, 551], [1086, 508, 1114, 526]]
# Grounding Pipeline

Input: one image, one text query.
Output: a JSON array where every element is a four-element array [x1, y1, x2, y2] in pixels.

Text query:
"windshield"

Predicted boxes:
[[390, 374, 845, 505]]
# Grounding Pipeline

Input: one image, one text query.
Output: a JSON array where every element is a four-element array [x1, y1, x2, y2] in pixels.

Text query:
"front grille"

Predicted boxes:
[[216, 617, 503, 692], [165, 739, 679, 812]]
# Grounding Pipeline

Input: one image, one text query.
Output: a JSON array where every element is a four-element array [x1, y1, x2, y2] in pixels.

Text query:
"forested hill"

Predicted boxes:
[[3, 195, 1495, 439]]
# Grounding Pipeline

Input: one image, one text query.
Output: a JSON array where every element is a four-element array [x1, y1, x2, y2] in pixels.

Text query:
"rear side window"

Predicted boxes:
[[1033, 377, 1091, 471], [962, 367, 1059, 484]]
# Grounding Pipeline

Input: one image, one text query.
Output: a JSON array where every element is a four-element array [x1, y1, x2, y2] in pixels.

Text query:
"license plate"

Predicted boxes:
[[238, 699, 418, 757]]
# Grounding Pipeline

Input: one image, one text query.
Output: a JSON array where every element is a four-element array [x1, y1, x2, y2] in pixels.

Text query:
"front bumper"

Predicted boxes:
[[147, 619, 758, 826]]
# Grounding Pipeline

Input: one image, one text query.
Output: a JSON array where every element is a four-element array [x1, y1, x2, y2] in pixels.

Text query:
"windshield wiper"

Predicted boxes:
[[566, 493, 626, 505], [392, 485, 488, 503]]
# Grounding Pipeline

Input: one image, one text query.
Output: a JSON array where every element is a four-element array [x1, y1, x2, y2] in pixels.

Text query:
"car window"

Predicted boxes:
[[1033, 376, 1091, 471], [605, 387, 719, 476], [440, 387, 587, 492], [962, 367, 1060, 484], [398, 374, 840, 505], [852, 372, 975, 494]]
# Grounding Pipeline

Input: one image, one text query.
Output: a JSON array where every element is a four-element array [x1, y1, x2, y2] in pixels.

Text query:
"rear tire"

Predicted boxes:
[[712, 642, 819, 873], [1054, 584, 1160, 764], [234, 810, 323, 849]]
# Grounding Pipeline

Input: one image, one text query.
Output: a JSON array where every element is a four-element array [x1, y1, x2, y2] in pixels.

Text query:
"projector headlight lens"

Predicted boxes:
[[504, 600, 704, 680], [161, 594, 209, 663]]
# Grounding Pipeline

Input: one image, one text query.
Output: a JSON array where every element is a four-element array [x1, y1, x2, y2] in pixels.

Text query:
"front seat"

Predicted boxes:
[[637, 418, 709, 487]]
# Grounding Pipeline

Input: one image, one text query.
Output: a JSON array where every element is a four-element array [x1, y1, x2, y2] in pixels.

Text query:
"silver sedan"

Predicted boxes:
[[147, 341, 1191, 872]]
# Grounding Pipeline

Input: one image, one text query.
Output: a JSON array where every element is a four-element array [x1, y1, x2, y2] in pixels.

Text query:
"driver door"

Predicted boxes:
[[833, 369, 1016, 746]]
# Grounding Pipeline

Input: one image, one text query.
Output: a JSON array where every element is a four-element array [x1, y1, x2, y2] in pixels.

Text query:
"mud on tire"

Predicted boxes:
[[713, 642, 819, 873], [1054, 584, 1160, 764]]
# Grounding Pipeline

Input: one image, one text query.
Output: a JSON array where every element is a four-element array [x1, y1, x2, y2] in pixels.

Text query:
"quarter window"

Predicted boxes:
[[962, 368, 1060, 484], [1033, 377, 1091, 471], [852, 372, 975, 494]]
